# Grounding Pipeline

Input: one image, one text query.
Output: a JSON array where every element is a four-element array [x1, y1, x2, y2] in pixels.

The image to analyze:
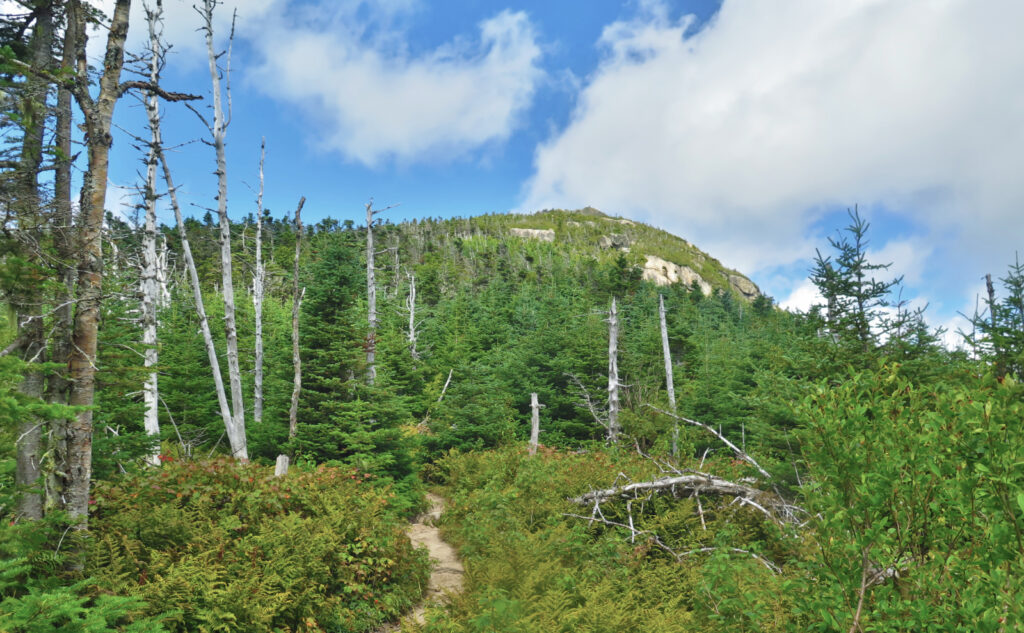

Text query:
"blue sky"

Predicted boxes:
[[90, 0, 1024, 345]]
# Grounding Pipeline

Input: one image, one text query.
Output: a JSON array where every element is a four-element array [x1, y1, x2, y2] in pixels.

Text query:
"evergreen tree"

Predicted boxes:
[[809, 208, 902, 358], [972, 255, 1024, 379]]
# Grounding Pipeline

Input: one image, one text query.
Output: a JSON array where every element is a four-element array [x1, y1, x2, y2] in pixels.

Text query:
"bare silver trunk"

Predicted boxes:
[[366, 202, 377, 385], [140, 3, 165, 465], [529, 392, 540, 456], [253, 140, 266, 427], [406, 271, 419, 360], [201, 0, 246, 459], [288, 198, 305, 440], [659, 294, 678, 456], [160, 143, 234, 454], [607, 297, 621, 442], [157, 236, 170, 307]]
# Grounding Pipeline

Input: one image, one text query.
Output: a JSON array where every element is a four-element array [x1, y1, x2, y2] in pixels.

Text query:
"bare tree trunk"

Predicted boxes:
[[607, 297, 621, 442], [139, 2, 166, 465], [985, 273, 1003, 378], [274, 454, 289, 477], [199, 0, 246, 459], [529, 392, 540, 456], [366, 202, 377, 386], [276, 197, 304, 477], [11, 0, 55, 521], [46, 0, 80, 514], [15, 317, 44, 520], [406, 271, 419, 360], [253, 140, 266, 427], [288, 197, 305, 440], [659, 294, 678, 456], [66, 0, 133, 533], [157, 235, 170, 306], [159, 140, 234, 456]]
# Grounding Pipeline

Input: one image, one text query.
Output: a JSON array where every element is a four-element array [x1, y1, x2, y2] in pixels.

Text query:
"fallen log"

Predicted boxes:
[[569, 472, 802, 525]]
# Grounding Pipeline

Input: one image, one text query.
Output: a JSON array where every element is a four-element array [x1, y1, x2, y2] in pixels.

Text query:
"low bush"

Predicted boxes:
[[87, 458, 429, 633], [425, 446, 792, 633]]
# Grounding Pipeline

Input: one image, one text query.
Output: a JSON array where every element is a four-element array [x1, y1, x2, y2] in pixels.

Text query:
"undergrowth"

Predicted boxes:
[[85, 459, 430, 633], [420, 446, 795, 633]]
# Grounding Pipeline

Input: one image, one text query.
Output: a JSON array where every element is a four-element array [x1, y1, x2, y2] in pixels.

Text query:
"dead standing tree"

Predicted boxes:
[[188, 0, 247, 459], [658, 294, 679, 456], [276, 196, 305, 477], [253, 140, 266, 427], [404, 270, 421, 361], [529, 392, 542, 456], [365, 200, 396, 385], [138, 0, 171, 466], [135, 0, 237, 461], [607, 296, 621, 442]]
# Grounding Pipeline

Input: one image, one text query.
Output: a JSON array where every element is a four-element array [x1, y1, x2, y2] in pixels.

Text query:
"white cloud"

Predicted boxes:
[[779, 278, 821, 313], [521, 0, 1024, 313], [245, 5, 544, 166], [868, 238, 932, 286]]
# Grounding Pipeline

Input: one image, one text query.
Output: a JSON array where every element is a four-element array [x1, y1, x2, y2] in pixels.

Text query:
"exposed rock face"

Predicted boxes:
[[617, 218, 635, 226], [728, 274, 760, 299], [642, 255, 712, 296], [510, 228, 555, 242], [599, 234, 631, 250]]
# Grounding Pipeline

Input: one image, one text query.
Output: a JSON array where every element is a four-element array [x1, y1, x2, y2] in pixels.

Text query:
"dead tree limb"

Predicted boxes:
[[568, 472, 798, 525], [645, 405, 771, 479], [562, 513, 781, 573]]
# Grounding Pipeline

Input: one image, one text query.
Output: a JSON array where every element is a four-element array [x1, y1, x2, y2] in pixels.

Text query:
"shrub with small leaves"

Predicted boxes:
[[87, 459, 429, 633]]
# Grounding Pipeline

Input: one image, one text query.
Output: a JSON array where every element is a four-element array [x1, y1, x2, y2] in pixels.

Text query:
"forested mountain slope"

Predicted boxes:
[[4, 201, 1024, 632], [142, 206, 776, 473]]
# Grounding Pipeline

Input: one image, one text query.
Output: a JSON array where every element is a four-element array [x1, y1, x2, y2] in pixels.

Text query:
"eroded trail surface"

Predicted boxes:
[[383, 493, 464, 631]]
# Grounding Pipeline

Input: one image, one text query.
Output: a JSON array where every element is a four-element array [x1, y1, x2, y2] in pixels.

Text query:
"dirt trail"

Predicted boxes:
[[381, 492, 464, 631]]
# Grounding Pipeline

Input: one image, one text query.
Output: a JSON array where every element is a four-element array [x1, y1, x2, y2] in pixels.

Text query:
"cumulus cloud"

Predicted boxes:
[[521, 0, 1024, 313], [245, 4, 544, 166], [77, 0, 280, 63], [779, 278, 821, 313], [867, 238, 932, 286]]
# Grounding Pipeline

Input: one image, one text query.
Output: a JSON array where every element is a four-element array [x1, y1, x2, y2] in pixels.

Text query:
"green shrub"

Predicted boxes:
[[426, 447, 792, 633], [87, 459, 429, 633], [0, 515, 167, 632]]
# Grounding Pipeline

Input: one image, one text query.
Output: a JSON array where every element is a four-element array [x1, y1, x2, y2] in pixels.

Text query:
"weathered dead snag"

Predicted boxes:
[[569, 472, 798, 525]]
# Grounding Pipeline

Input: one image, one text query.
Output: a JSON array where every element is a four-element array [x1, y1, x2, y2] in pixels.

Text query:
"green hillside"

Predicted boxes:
[[3, 204, 1023, 632]]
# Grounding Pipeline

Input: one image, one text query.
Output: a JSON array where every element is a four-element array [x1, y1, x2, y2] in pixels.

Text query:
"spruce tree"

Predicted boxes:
[[809, 208, 902, 357]]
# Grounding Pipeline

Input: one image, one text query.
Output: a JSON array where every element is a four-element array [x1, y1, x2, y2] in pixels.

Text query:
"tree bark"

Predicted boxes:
[[46, 0, 81, 514], [12, 0, 55, 521], [161, 151, 235, 451], [15, 317, 44, 520], [529, 392, 540, 456], [406, 271, 419, 360], [366, 202, 377, 386], [253, 140, 266, 427], [139, 1, 166, 465], [568, 473, 793, 522], [66, 0, 133, 532], [200, 0, 246, 459], [157, 235, 170, 306], [288, 197, 305, 441], [658, 294, 678, 456], [607, 297, 621, 442]]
